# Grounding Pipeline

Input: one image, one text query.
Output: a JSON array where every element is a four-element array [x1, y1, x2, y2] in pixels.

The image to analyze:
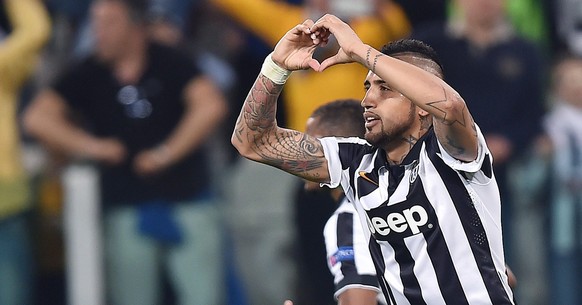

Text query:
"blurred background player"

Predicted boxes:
[[304, 99, 383, 305]]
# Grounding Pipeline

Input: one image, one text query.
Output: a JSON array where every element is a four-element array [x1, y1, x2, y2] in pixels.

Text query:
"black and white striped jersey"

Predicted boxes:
[[324, 196, 383, 301], [319, 126, 514, 305]]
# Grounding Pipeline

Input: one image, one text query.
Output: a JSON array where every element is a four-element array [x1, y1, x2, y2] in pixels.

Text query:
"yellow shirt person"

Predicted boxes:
[[0, 0, 50, 217], [212, 0, 410, 130]]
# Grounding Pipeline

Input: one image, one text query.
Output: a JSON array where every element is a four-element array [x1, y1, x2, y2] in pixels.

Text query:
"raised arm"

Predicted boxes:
[[312, 15, 478, 162], [0, 0, 51, 86], [231, 21, 331, 183]]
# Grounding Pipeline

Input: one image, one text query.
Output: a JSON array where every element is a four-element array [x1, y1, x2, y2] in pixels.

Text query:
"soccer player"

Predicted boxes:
[[304, 99, 383, 305], [232, 14, 514, 304]]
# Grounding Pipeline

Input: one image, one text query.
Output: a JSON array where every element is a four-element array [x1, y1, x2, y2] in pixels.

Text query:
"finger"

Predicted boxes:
[[311, 14, 338, 32], [310, 20, 330, 34], [283, 300, 294, 305], [307, 58, 321, 71], [311, 30, 331, 46], [293, 23, 310, 36], [313, 13, 336, 24], [296, 19, 315, 35], [321, 34, 330, 46], [310, 32, 320, 44], [302, 18, 315, 30]]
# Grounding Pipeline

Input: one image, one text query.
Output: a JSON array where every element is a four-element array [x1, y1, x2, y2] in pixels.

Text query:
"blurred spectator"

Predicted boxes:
[[411, 0, 546, 266], [22, 1, 227, 305], [544, 54, 582, 305], [553, 0, 582, 56], [0, 0, 50, 304]]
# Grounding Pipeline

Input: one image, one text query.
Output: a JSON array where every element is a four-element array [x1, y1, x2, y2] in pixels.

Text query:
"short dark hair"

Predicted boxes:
[[381, 39, 444, 77], [310, 99, 365, 138]]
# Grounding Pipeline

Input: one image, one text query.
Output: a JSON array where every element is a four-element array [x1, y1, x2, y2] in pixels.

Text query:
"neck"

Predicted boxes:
[[461, 17, 509, 48], [384, 122, 429, 165], [384, 142, 410, 165], [113, 34, 147, 84]]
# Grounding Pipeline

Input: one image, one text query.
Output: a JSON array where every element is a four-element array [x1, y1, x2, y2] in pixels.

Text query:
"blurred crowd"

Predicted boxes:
[[1, 0, 581, 305]]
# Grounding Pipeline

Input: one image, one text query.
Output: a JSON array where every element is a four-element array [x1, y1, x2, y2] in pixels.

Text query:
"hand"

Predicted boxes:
[[310, 14, 365, 71], [271, 19, 322, 71], [86, 138, 127, 165], [133, 145, 172, 176]]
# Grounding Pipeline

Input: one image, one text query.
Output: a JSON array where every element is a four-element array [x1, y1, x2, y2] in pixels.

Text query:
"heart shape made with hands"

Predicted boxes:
[[307, 17, 361, 72], [273, 15, 359, 73], [306, 28, 342, 72]]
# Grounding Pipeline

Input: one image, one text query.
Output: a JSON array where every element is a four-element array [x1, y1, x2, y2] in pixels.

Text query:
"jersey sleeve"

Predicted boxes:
[[324, 200, 380, 300], [435, 124, 492, 174], [320, 136, 371, 188]]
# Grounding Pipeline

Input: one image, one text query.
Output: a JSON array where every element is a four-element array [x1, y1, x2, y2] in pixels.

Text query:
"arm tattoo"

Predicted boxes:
[[235, 75, 326, 179], [243, 75, 282, 132], [445, 134, 466, 156], [261, 131, 325, 177], [425, 86, 468, 127], [234, 75, 281, 144], [366, 47, 372, 67], [424, 85, 479, 158], [372, 54, 382, 73]]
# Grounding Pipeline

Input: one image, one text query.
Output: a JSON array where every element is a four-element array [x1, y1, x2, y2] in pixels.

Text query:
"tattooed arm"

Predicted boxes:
[[311, 15, 478, 162], [231, 20, 331, 183]]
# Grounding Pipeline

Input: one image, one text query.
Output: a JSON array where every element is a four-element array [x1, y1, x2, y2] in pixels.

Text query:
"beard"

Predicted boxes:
[[364, 104, 416, 148]]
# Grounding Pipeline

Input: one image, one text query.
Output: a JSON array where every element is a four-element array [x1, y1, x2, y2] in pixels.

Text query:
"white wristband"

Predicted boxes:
[[260, 53, 292, 84]]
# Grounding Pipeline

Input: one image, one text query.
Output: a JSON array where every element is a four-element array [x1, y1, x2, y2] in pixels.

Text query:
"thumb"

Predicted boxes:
[[307, 58, 321, 71], [318, 54, 342, 72], [283, 300, 294, 305]]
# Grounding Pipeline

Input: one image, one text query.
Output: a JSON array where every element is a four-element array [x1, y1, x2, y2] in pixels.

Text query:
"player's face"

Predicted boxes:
[[91, 1, 137, 61], [361, 71, 416, 148]]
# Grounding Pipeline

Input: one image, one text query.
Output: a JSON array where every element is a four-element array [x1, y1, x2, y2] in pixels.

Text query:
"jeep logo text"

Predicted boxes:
[[368, 205, 429, 236]]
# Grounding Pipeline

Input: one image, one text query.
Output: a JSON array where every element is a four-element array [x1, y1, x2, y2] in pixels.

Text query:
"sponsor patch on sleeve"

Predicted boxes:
[[330, 246, 355, 266]]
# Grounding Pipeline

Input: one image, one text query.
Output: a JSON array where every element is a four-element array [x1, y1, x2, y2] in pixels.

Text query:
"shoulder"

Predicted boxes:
[[326, 137, 376, 163], [335, 137, 375, 153], [149, 43, 200, 72], [52, 55, 107, 87]]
